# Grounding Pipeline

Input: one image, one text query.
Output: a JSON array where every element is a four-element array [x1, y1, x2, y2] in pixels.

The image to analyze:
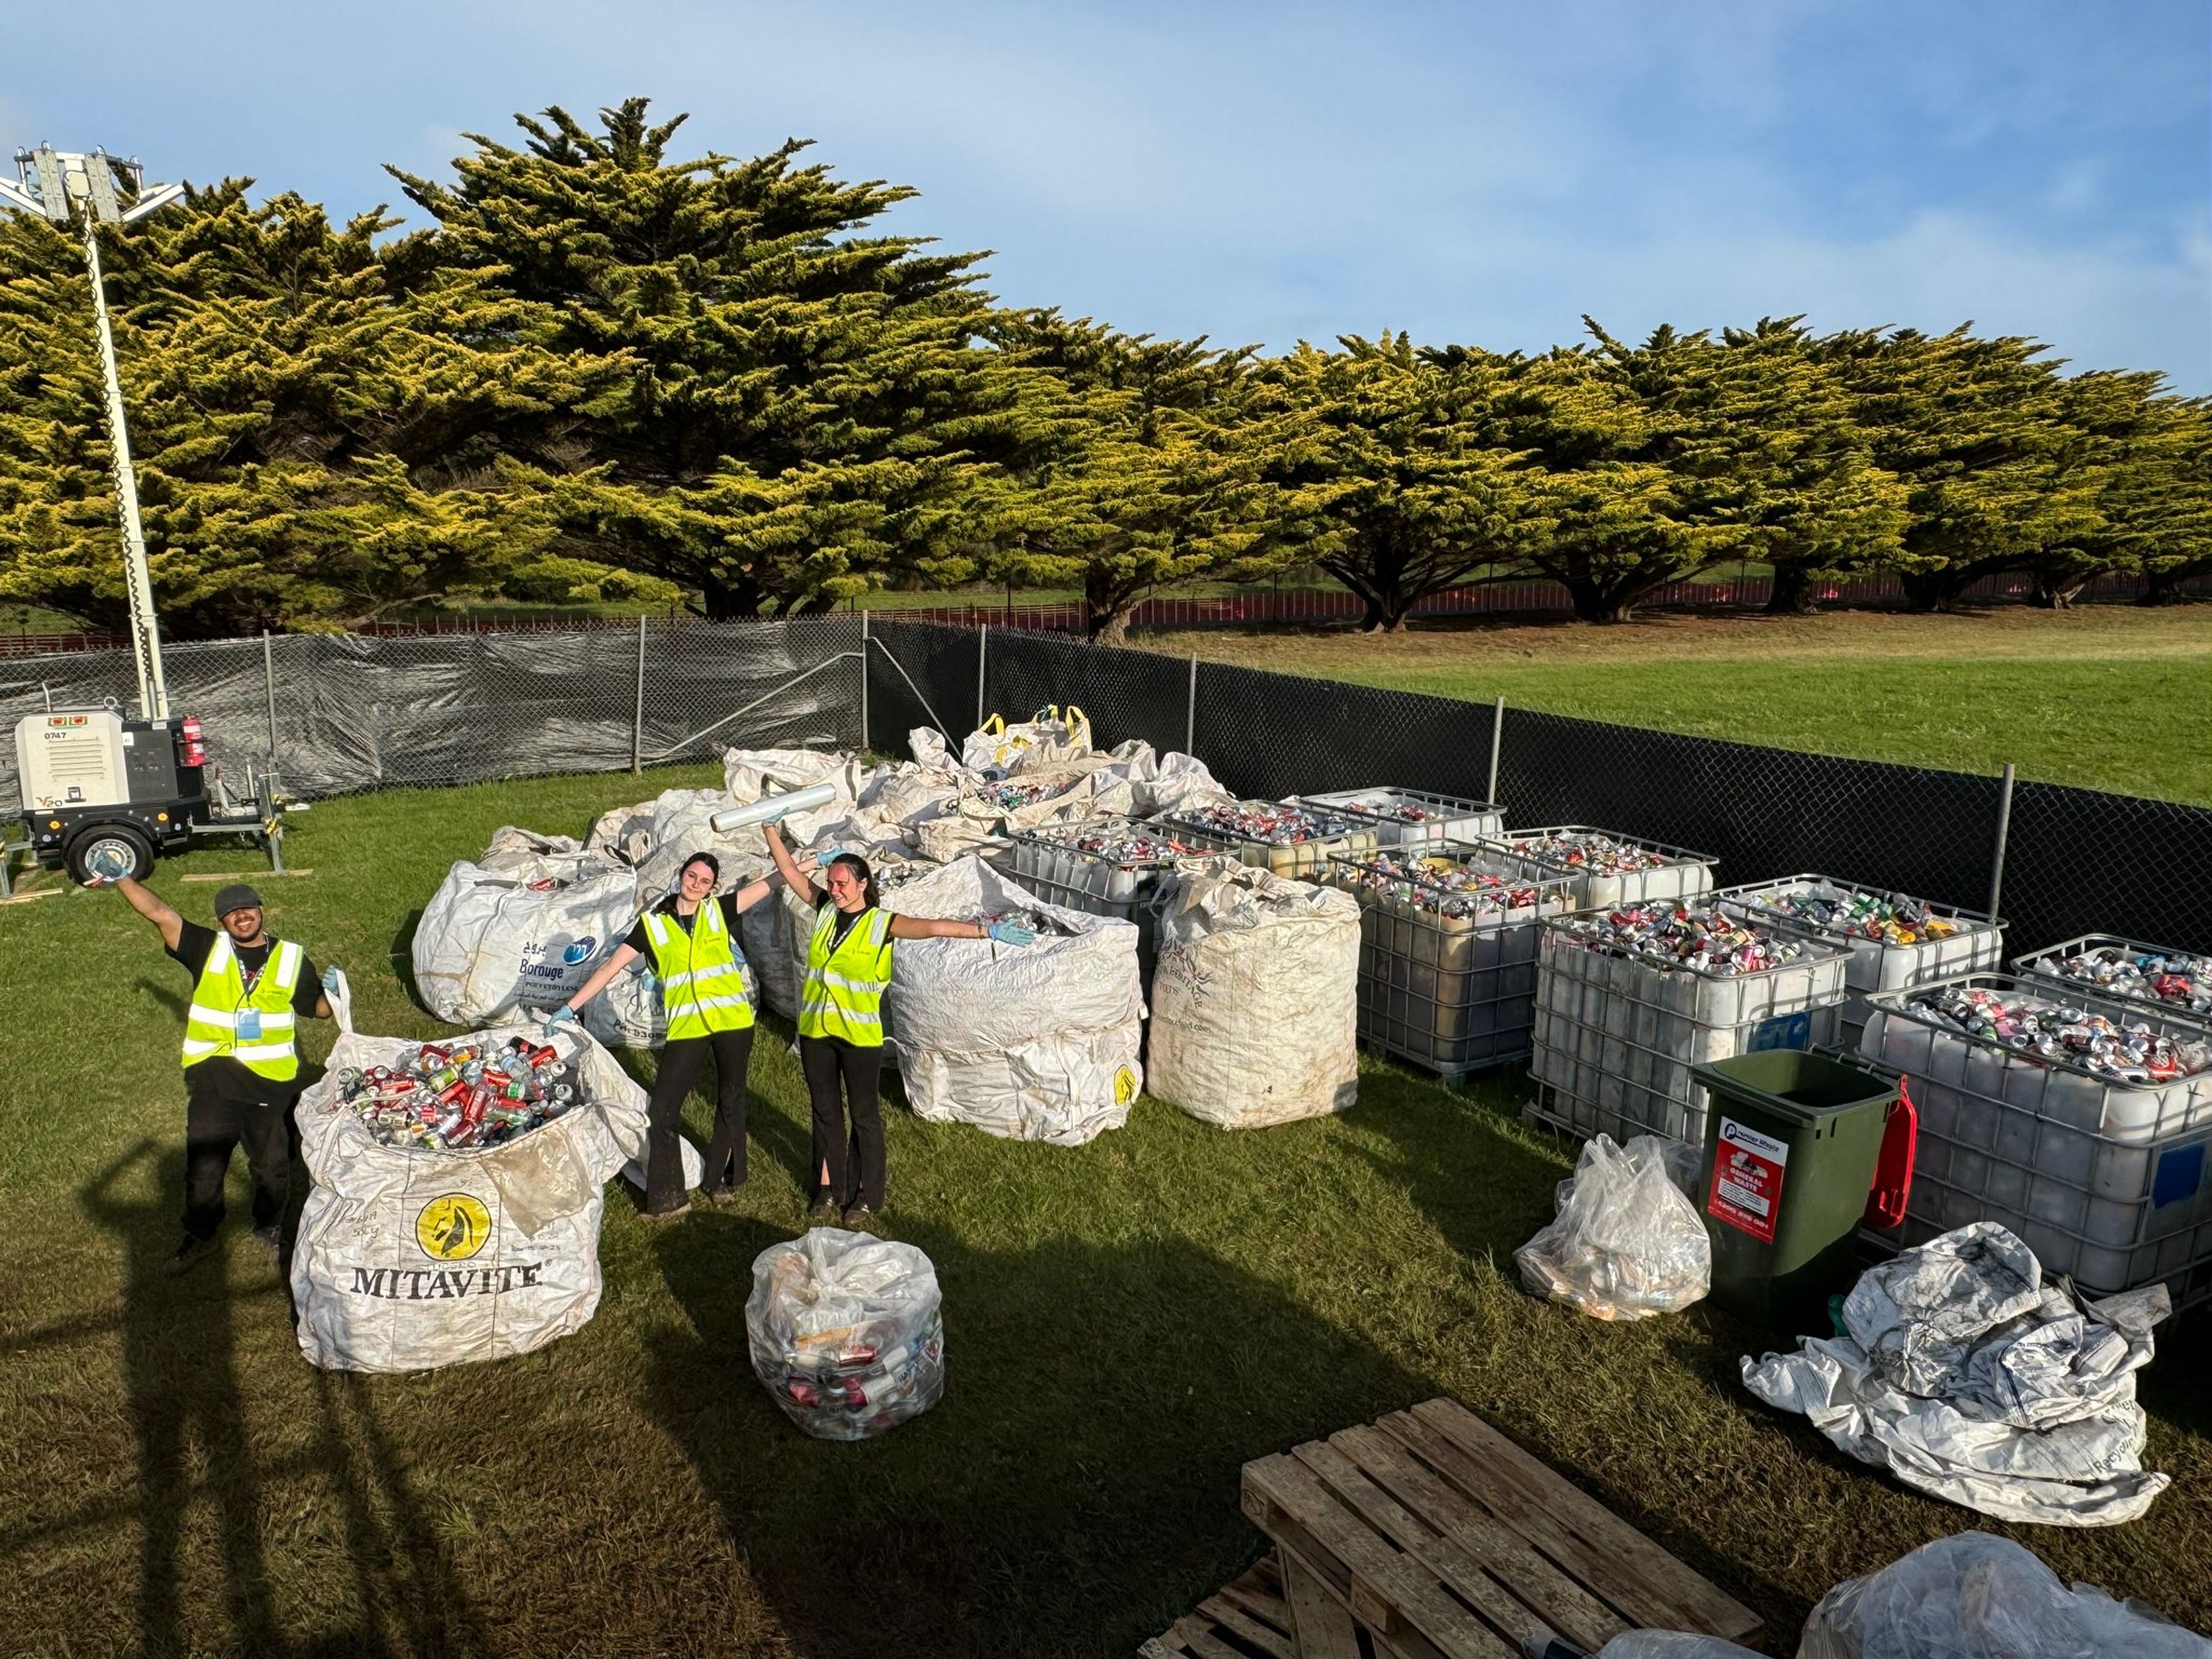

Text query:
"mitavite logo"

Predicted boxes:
[[1114, 1066, 1139, 1107], [563, 937, 598, 965], [416, 1194, 492, 1261]]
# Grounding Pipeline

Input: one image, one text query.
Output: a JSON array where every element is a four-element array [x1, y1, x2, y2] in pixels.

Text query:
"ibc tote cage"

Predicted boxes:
[[1145, 801, 1377, 878], [1005, 817, 1199, 986], [1287, 787, 1505, 851], [1471, 825, 1719, 910], [1859, 974, 2212, 1308], [2010, 934, 2212, 1037], [1324, 845, 1577, 1082]]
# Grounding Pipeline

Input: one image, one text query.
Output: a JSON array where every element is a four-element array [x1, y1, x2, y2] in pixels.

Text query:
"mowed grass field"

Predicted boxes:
[[1156, 605, 2212, 805], [4, 769, 2211, 1658]]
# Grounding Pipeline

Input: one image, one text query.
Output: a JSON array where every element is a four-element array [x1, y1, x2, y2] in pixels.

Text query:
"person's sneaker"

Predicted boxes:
[[640, 1200, 690, 1222], [841, 1203, 876, 1229], [706, 1185, 740, 1207], [806, 1200, 839, 1225], [251, 1225, 282, 1260], [166, 1234, 219, 1277]]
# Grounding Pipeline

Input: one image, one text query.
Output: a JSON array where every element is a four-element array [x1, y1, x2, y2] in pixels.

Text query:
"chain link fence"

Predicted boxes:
[[865, 622, 2212, 957], [0, 617, 863, 802]]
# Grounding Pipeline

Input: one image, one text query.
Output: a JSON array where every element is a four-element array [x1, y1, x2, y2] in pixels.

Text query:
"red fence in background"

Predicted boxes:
[[4, 569, 2198, 657]]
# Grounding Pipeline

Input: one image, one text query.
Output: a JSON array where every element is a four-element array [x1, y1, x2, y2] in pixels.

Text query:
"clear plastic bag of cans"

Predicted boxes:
[[746, 1229, 945, 1441], [1515, 1134, 1711, 1321], [332, 1037, 589, 1149]]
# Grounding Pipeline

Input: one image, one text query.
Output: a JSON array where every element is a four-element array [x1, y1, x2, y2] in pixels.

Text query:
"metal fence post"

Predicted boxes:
[[976, 623, 988, 730], [261, 630, 278, 767], [631, 616, 647, 775], [1486, 695, 1505, 805], [858, 608, 870, 753], [1987, 762, 2016, 921], [1185, 653, 1199, 758]]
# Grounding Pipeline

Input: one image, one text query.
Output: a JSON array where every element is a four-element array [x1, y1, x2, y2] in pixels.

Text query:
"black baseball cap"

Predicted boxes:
[[214, 884, 266, 920]]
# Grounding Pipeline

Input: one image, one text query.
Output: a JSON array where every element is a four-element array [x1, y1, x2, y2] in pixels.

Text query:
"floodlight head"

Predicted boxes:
[[119, 180, 186, 225], [3, 145, 179, 226], [0, 175, 40, 217]]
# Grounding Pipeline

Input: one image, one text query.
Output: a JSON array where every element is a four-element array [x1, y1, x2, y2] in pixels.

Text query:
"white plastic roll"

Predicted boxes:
[[708, 781, 839, 834]]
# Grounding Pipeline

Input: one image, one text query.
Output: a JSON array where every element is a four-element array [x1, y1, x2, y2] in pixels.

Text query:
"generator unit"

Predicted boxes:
[[14, 707, 210, 881]]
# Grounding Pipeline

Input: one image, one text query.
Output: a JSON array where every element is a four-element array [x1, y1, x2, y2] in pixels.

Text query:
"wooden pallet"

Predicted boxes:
[[1240, 1399, 1761, 1659], [1141, 1550, 1372, 1659]]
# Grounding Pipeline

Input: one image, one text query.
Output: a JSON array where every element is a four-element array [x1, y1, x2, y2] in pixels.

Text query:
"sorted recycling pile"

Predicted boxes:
[[745, 1229, 945, 1441], [1751, 883, 1960, 946], [331, 1038, 589, 1149], [1902, 983, 2207, 1082], [1508, 830, 1681, 874], [1165, 800, 1363, 844], [1556, 904, 1827, 976], [1335, 851, 1550, 919], [2027, 942, 2212, 1018]]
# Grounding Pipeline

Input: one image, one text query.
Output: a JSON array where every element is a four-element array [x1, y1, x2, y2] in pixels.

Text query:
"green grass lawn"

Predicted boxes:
[[1158, 606, 2212, 805], [4, 768, 2210, 1657]]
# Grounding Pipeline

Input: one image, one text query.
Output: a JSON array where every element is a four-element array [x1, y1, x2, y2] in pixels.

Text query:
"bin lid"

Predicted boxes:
[[1690, 1050, 1899, 1125]]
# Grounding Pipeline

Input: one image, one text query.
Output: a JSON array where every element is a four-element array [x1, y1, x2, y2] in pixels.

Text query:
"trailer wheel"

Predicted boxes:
[[67, 823, 154, 884]]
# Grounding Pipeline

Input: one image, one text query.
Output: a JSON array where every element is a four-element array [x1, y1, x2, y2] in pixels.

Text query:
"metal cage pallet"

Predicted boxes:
[[1859, 974, 2212, 1304], [1325, 845, 1577, 1081], [1147, 801, 1378, 880], [2010, 933, 2212, 1037], [1290, 786, 1505, 851], [1006, 817, 1195, 984], [1471, 825, 1718, 910], [1718, 872, 2006, 1050], [1527, 919, 1850, 1147]]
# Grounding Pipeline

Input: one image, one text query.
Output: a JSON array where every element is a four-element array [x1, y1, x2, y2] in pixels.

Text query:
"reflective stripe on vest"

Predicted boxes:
[[643, 899, 753, 1040], [181, 933, 304, 1082], [797, 905, 893, 1047]]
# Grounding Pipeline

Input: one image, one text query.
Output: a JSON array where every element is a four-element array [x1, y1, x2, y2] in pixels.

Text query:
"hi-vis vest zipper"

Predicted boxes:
[[183, 934, 305, 1081], [643, 899, 754, 1039], [798, 906, 893, 1047]]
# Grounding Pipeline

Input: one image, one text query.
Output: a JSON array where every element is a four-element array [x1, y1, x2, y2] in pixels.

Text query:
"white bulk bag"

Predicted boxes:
[[478, 825, 588, 874], [585, 798, 659, 868], [1147, 865, 1360, 1128], [411, 853, 641, 1024], [290, 1014, 648, 1373], [721, 745, 867, 806], [884, 857, 1145, 1145]]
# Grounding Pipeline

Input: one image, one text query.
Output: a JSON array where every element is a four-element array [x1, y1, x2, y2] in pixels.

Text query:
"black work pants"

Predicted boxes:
[[799, 1035, 885, 1210], [646, 1027, 755, 1213], [183, 1082, 293, 1241]]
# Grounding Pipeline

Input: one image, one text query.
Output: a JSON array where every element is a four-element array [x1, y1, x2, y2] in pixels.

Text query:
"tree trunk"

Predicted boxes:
[[699, 573, 764, 619], [1764, 563, 1818, 616], [1091, 608, 1134, 647], [1896, 569, 1957, 613], [1559, 579, 1636, 624], [2029, 571, 2086, 610]]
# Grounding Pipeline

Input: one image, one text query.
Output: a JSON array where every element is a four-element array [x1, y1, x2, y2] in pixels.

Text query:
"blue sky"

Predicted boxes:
[[7, 1, 2207, 389]]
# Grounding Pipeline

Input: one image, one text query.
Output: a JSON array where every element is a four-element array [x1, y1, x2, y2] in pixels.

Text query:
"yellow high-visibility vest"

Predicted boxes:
[[182, 933, 305, 1082], [798, 904, 893, 1047], [642, 899, 754, 1039]]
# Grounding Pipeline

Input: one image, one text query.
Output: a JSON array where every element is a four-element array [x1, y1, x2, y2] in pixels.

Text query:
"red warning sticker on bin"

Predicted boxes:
[[1708, 1118, 1790, 1244]]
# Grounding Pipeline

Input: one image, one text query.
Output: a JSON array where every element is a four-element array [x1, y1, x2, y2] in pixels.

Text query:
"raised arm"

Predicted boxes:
[[105, 874, 184, 951], [762, 823, 823, 906], [729, 855, 817, 915]]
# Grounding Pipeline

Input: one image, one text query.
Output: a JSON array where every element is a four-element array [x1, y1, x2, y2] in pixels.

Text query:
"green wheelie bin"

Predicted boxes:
[[1691, 1050, 1898, 1330]]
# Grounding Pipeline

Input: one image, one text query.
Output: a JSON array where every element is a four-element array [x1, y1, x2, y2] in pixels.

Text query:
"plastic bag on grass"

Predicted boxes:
[[745, 1228, 944, 1440], [290, 1007, 647, 1373], [1516, 1135, 1710, 1320], [1798, 1531, 2210, 1658]]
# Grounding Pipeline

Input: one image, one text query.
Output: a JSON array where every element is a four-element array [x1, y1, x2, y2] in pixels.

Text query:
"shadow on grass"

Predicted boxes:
[[642, 1214, 1430, 1659], [76, 1138, 492, 1657]]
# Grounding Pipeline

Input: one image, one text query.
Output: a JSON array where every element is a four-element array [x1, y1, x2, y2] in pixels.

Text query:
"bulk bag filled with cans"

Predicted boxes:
[[745, 1228, 945, 1440], [411, 844, 642, 1024], [884, 856, 1145, 1145], [290, 1006, 649, 1372], [1147, 863, 1361, 1128]]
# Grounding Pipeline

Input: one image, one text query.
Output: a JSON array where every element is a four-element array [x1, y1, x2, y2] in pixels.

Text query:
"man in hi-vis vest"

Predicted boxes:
[[98, 877, 338, 1277]]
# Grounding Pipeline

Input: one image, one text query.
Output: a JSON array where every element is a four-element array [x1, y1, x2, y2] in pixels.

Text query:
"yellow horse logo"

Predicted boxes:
[[415, 1194, 492, 1261]]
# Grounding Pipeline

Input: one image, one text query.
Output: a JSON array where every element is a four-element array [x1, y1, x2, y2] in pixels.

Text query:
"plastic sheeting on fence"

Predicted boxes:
[[1146, 863, 1360, 1128], [884, 856, 1145, 1145], [1798, 1531, 2211, 1659], [1741, 1222, 2172, 1526], [289, 1007, 647, 1372], [1516, 1135, 1711, 1321]]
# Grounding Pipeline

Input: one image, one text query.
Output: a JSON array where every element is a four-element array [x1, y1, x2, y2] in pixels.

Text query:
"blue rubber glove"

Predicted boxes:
[[544, 1004, 579, 1033], [320, 966, 342, 997], [987, 919, 1036, 947]]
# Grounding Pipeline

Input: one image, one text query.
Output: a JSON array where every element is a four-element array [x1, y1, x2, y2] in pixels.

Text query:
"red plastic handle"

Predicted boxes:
[[1863, 1079, 1918, 1230]]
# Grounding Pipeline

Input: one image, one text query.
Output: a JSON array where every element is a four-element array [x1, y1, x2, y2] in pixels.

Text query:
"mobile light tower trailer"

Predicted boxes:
[[1, 145, 287, 895]]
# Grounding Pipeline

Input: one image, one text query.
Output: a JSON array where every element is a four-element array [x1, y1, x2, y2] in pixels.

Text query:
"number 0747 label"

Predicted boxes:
[[1707, 1117, 1789, 1243]]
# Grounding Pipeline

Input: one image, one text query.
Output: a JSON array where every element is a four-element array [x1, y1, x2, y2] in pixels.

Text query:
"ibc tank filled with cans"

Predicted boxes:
[[1325, 844, 1575, 1077], [1147, 798, 1376, 878], [2013, 935, 2212, 1033], [1009, 818, 1196, 984], [332, 1037, 588, 1149], [1719, 873, 2004, 1047], [1476, 825, 1717, 910], [1861, 974, 2212, 1301], [746, 1229, 945, 1441], [1290, 787, 1505, 850], [1530, 903, 1848, 1146]]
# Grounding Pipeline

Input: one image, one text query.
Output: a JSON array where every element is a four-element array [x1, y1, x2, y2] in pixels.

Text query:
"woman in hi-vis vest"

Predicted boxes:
[[764, 823, 1034, 1225], [552, 850, 809, 1218]]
